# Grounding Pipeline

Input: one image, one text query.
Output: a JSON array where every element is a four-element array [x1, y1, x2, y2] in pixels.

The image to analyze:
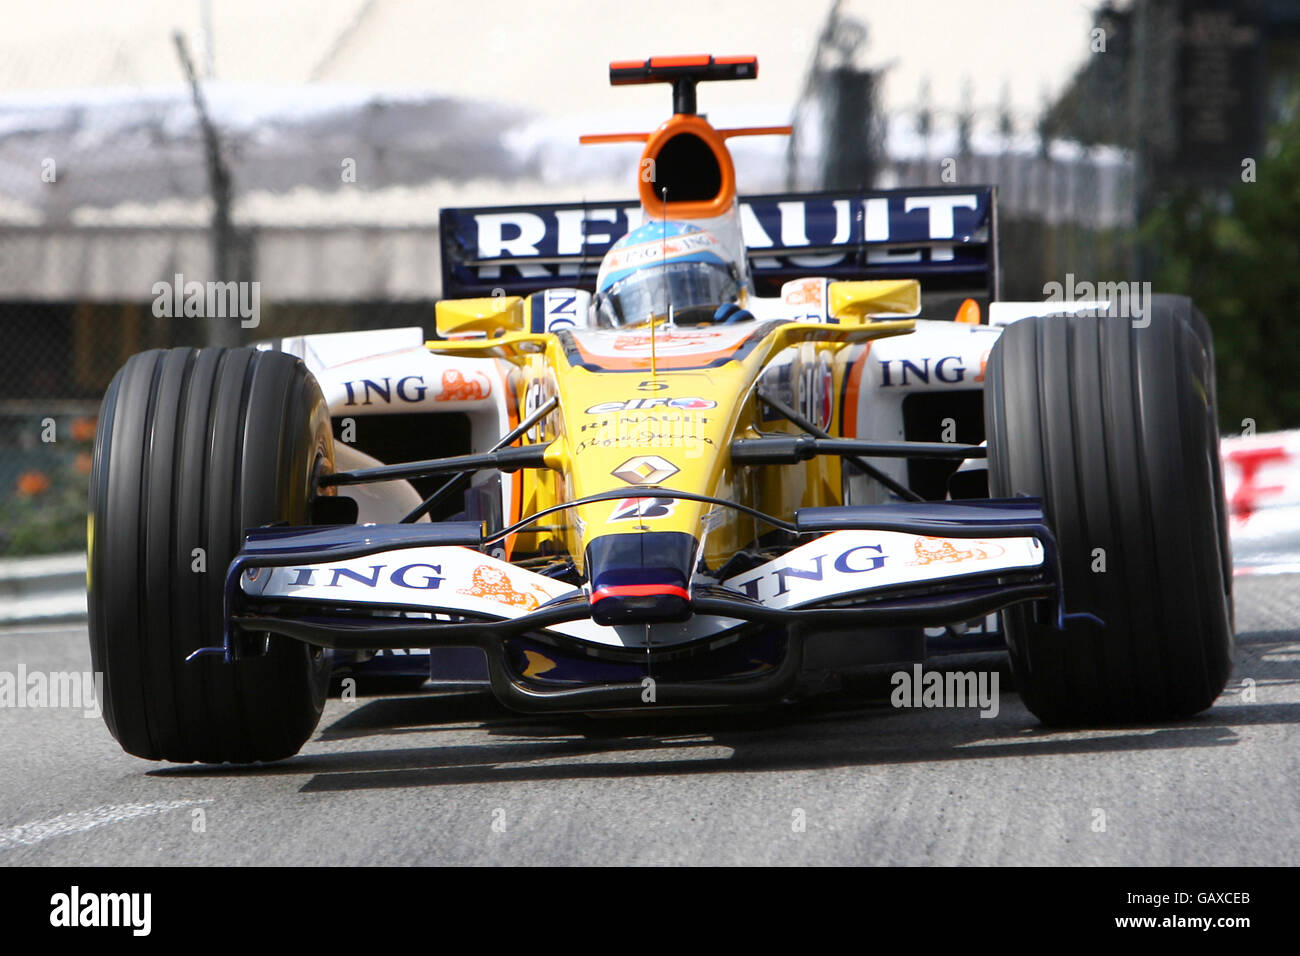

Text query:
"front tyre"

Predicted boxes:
[[88, 347, 333, 762], [983, 296, 1233, 724]]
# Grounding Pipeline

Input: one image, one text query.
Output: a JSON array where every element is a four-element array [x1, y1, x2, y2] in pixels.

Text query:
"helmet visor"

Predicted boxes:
[[596, 260, 741, 327]]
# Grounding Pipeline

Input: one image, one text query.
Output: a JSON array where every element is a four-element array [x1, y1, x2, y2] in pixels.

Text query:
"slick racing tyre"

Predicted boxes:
[[88, 347, 334, 762], [983, 295, 1233, 724]]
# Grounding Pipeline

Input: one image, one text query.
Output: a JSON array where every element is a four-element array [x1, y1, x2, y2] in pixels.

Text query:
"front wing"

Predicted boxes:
[[204, 499, 1083, 710]]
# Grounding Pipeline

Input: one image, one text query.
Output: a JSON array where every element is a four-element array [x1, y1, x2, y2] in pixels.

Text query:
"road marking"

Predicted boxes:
[[0, 799, 211, 851]]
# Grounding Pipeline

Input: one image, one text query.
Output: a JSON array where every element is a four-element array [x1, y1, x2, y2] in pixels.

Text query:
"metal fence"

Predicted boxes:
[[0, 301, 433, 557], [0, 65, 459, 555]]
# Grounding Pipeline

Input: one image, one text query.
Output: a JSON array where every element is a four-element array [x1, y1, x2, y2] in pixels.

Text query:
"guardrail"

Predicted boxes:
[[0, 552, 86, 625]]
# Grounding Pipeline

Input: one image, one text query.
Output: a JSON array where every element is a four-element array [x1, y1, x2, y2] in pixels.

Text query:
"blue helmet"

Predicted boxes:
[[594, 221, 742, 326]]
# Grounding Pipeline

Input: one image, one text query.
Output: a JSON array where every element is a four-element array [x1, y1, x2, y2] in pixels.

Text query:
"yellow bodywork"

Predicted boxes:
[[434, 296, 527, 338], [427, 285, 918, 576], [828, 279, 921, 321]]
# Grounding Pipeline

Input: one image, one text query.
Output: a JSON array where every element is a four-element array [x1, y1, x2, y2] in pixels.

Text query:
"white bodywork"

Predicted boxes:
[[267, 327, 517, 524], [242, 528, 1043, 649]]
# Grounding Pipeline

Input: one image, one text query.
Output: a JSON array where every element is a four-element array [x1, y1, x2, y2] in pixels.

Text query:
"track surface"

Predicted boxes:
[[2, 575, 1297, 866]]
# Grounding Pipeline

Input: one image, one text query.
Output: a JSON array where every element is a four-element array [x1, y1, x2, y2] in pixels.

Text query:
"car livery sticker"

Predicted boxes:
[[726, 530, 1044, 609]]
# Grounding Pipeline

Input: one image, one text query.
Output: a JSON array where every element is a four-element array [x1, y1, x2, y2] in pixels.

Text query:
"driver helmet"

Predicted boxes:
[[594, 221, 743, 327]]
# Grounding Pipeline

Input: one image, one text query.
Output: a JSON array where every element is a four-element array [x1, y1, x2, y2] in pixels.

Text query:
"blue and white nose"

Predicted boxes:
[[585, 531, 697, 626]]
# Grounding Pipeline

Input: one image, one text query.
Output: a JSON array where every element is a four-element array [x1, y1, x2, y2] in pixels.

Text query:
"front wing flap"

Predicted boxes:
[[214, 499, 1067, 661]]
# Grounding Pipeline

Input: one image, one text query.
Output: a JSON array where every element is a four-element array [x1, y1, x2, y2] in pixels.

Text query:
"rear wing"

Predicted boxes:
[[439, 186, 999, 305]]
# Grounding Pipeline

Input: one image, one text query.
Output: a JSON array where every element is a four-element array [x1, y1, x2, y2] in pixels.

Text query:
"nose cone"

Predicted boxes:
[[550, 327, 773, 614], [586, 531, 698, 625]]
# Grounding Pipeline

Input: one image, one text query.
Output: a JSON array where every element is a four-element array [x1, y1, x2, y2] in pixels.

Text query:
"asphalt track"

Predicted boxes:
[[1, 574, 1297, 866]]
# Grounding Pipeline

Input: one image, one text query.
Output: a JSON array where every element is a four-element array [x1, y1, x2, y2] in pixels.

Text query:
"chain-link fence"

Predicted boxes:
[[0, 302, 440, 557], [0, 63, 460, 554]]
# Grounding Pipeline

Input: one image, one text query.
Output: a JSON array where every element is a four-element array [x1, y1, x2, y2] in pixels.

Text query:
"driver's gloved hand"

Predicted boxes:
[[714, 303, 754, 324]]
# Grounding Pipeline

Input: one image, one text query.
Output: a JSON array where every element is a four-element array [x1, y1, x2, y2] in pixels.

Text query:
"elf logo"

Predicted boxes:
[[586, 397, 717, 413]]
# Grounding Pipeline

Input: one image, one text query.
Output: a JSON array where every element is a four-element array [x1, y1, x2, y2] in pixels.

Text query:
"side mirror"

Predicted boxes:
[[828, 279, 921, 322], [434, 296, 525, 338]]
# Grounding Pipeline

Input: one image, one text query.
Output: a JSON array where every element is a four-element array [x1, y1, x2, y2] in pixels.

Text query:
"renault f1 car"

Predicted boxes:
[[87, 55, 1233, 763]]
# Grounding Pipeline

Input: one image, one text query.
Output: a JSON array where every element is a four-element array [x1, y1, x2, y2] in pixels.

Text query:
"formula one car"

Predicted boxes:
[[87, 55, 1233, 763]]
